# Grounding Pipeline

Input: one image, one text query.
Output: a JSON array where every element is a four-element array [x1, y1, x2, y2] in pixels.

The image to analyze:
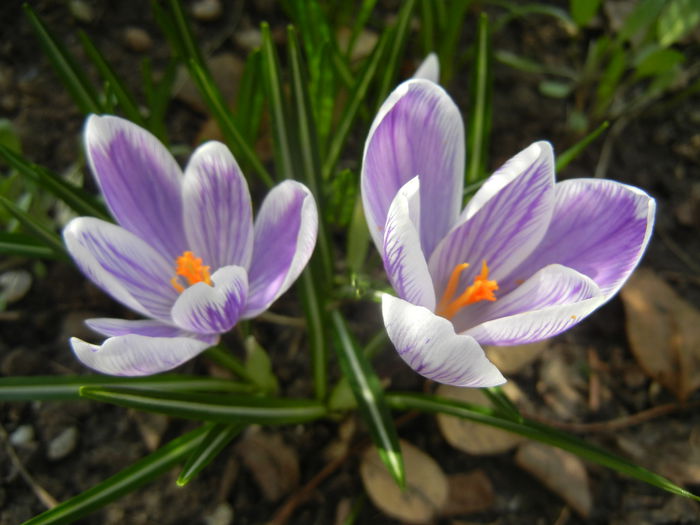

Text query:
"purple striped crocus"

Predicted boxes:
[[361, 79, 655, 387], [64, 115, 317, 376]]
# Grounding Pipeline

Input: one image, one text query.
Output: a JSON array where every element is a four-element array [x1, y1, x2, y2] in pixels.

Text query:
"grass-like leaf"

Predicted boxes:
[[79, 386, 327, 425], [22, 4, 102, 115], [0, 196, 65, 256], [387, 392, 700, 502], [298, 269, 328, 400], [556, 120, 610, 172], [22, 424, 212, 525], [0, 232, 61, 259], [331, 311, 405, 488], [0, 375, 253, 402], [177, 423, 246, 486]]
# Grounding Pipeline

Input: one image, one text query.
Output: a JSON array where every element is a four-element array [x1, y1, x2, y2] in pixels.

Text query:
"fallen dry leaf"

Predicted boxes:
[[441, 470, 494, 517], [436, 384, 526, 455], [515, 442, 592, 517], [485, 340, 549, 375], [360, 439, 448, 524], [620, 268, 700, 401]]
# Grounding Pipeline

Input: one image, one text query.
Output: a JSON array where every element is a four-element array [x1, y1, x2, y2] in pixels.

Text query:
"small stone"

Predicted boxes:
[[47, 426, 79, 460], [0, 270, 32, 304], [233, 28, 262, 51], [192, 0, 222, 21], [69, 0, 94, 23], [10, 425, 35, 447], [123, 27, 152, 53], [203, 502, 234, 525]]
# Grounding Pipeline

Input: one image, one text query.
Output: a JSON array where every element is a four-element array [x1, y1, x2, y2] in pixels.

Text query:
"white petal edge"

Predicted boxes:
[[71, 334, 213, 376], [413, 53, 439, 82], [382, 294, 505, 387], [382, 177, 436, 309]]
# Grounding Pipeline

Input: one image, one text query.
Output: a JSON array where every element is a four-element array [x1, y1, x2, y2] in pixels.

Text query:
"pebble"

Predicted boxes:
[[10, 425, 35, 447], [203, 503, 234, 525], [123, 27, 153, 53], [233, 28, 262, 51], [47, 426, 79, 460], [0, 270, 32, 304], [69, 0, 94, 23], [192, 0, 222, 21]]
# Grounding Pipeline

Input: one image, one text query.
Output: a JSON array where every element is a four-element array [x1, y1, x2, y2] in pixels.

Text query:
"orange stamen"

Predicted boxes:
[[171, 251, 213, 293], [436, 260, 498, 320]]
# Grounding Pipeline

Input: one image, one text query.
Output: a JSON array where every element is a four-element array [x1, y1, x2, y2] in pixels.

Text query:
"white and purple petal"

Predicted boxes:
[[382, 294, 506, 387], [84, 115, 186, 258], [382, 177, 436, 309], [171, 265, 248, 334], [71, 334, 212, 376], [428, 142, 555, 295], [243, 181, 318, 319], [183, 141, 254, 270], [85, 318, 219, 345], [509, 178, 655, 298], [413, 53, 439, 82], [361, 79, 464, 257], [63, 217, 178, 322]]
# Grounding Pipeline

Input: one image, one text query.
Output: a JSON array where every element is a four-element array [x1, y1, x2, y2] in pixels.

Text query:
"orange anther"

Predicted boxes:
[[171, 251, 212, 293], [436, 260, 498, 319]]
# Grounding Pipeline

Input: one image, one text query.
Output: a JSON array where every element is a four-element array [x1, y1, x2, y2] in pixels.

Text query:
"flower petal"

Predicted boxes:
[[454, 264, 601, 333], [382, 177, 436, 309], [428, 141, 555, 296], [361, 79, 464, 257], [183, 141, 254, 270], [171, 265, 248, 334], [243, 181, 318, 319], [382, 294, 506, 387], [84, 115, 186, 258], [413, 53, 439, 82], [509, 178, 655, 298], [71, 334, 212, 376], [63, 217, 178, 321], [85, 318, 219, 344]]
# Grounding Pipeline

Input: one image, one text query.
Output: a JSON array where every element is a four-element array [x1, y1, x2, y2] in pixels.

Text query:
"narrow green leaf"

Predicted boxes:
[[298, 269, 328, 400], [419, 0, 436, 58], [323, 30, 389, 179], [22, 4, 102, 114], [0, 375, 252, 402], [177, 423, 245, 486], [244, 336, 279, 396], [657, 0, 700, 47], [466, 13, 493, 185], [570, 0, 602, 27], [167, 0, 205, 65], [556, 121, 610, 172], [235, 50, 265, 144], [142, 58, 178, 143], [345, 0, 379, 58], [483, 386, 522, 422], [387, 392, 700, 502], [0, 196, 65, 256], [437, 0, 471, 83], [204, 345, 255, 383], [375, 0, 417, 108], [0, 144, 109, 219], [617, 0, 666, 44], [79, 31, 145, 125], [594, 45, 626, 117], [314, 44, 336, 155], [346, 193, 371, 274], [0, 232, 61, 259], [79, 386, 327, 425], [23, 425, 211, 525], [331, 311, 405, 488], [634, 47, 685, 78]]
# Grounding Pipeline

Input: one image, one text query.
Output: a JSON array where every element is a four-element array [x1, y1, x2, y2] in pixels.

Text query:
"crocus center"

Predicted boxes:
[[436, 260, 499, 320], [171, 251, 213, 293]]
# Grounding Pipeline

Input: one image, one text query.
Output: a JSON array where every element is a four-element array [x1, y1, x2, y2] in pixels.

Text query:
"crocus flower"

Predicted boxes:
[[64, 115, 318, 376], [361, 79, 655, 387]]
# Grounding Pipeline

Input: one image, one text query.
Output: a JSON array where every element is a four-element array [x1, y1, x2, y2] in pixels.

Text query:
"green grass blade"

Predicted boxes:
[[331, 311, 405, 488], [0, 232, 61, 259], [387, 392, 700, 502], [177, 423, 245, 486], [79, 386, 327, 425], [0, 144, 109, 220], [298, 269, 328, 400], [375, 0, 417, 108], [419, 0, 436, 58], [0, 375, 253, 402], [437, 0, 472, 82], [346, 193, 371, 273], [466, 13, 493, 185], [323, 30, 389, 179], [78, 31, 145, 125], [22, 425, 212, 525], [0, 196, 65, 256], [235, 50, 265, 144], [345, 0, 379, 57], [22, 4, 102, 115], [556, 121, 610, 172]]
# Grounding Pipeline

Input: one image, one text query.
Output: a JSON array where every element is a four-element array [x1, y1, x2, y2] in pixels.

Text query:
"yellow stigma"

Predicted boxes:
[[436, 260, 498, 320], [171, 251, 212, 293]]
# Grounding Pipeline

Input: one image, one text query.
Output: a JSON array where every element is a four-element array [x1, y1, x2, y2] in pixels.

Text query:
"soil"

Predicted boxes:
[[1, 1, 700, 524]]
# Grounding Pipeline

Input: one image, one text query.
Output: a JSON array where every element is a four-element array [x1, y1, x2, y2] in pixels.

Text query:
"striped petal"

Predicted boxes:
[[382, 294, 505, 387], [183, 141, 254, 270], [413, 53, 439, 82], [63, 217, 178, 322], [71, 334, 212, 376], [84, 115, 186, 258], [171, 265, 248, 335], [85, 318, 219, 345], [361, 79, 464, 258], [243, 181, 318, 319]]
